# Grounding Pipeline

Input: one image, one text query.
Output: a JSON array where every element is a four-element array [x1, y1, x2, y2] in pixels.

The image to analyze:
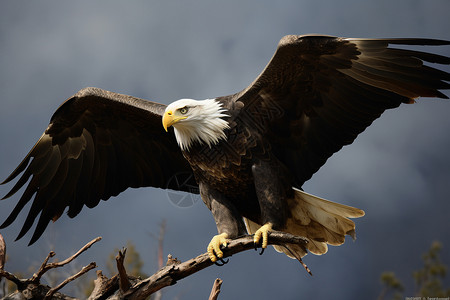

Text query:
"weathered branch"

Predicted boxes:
[[0, 237, 102, 299], [1, 232, 308, 299], [123, 231, 309, 299]]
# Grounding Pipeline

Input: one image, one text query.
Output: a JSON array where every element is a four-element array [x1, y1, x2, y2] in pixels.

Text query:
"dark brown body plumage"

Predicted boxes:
[[182, 98, 294, 233]]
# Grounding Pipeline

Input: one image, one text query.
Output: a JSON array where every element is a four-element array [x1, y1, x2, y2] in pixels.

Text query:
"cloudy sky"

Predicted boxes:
[[1, 1, 449, 299]]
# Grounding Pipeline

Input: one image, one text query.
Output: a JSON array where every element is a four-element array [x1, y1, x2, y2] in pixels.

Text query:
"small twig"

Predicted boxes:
[[165, 254, 181, 266], [51, 237, 102, 266], [32, 237, 102, 283], [300, 259, 311, 275], [31, 251, 56, 281], [208, 278, 223, 300], [116, 249, 131, 292], [44, 262, 97, 299]]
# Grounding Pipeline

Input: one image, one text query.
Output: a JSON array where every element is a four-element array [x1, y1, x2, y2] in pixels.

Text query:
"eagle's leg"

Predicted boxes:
[[251, 159, 292, 253], [200, 182, 247, 263]]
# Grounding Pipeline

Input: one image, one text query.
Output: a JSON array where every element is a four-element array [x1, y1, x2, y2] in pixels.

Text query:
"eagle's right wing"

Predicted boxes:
[[1, 87, 197, 244]]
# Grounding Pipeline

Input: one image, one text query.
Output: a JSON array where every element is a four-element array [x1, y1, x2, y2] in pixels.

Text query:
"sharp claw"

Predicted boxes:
[[259, 247, 265, 256], [214, 258, 229, 266]]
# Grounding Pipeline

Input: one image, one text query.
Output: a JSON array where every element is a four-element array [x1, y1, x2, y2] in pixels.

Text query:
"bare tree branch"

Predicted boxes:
[[1, 232, 308, 299], [116, 249, 131, 293], [208, 278, 223, 300], [1, 237, 101, 299], [123, 231, 308, 299]]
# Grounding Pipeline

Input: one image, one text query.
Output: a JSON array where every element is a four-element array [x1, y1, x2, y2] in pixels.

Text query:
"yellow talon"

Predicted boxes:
[[253, 223, 273, 249], [207, 233, 230, 262]]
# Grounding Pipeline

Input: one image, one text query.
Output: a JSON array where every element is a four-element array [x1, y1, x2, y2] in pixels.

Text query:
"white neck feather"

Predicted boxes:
[[169, 99, 229, 151]]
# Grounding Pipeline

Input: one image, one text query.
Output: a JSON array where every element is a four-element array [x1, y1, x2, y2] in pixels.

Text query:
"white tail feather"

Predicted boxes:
[[244, 188, 365, 259]]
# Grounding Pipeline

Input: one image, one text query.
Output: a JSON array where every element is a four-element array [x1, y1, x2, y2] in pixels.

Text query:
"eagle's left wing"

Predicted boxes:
[[232, 35, 450, 188]]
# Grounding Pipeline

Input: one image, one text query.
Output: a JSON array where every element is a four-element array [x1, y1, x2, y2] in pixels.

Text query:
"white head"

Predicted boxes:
[[162, 98, 229, 151]]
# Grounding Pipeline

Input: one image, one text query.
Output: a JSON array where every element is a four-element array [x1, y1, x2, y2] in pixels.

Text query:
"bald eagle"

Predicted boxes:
[[1, 35, 450, 263]]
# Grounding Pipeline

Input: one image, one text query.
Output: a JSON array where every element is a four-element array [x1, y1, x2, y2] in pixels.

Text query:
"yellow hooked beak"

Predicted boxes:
[[162, 110, 187, 132]]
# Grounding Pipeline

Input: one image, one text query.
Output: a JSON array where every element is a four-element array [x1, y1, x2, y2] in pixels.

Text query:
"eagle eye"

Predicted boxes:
[[179, 107, 188, 114]]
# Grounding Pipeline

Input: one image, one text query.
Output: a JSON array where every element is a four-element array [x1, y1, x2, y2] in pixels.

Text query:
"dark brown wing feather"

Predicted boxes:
[[1, 87, 196, 244], [233, 35, 450, 188]]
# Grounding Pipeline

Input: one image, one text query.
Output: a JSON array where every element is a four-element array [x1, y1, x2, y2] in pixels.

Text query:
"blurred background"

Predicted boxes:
[[1, 1, 449, 299]]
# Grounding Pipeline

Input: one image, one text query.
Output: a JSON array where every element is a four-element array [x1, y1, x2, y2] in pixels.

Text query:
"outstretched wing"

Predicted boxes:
[[1, 87, 197, 244], [232, 35, 450, 188]]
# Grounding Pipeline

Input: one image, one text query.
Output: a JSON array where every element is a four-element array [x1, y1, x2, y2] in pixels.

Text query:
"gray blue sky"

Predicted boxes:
[[1, 1, 449, 299]]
